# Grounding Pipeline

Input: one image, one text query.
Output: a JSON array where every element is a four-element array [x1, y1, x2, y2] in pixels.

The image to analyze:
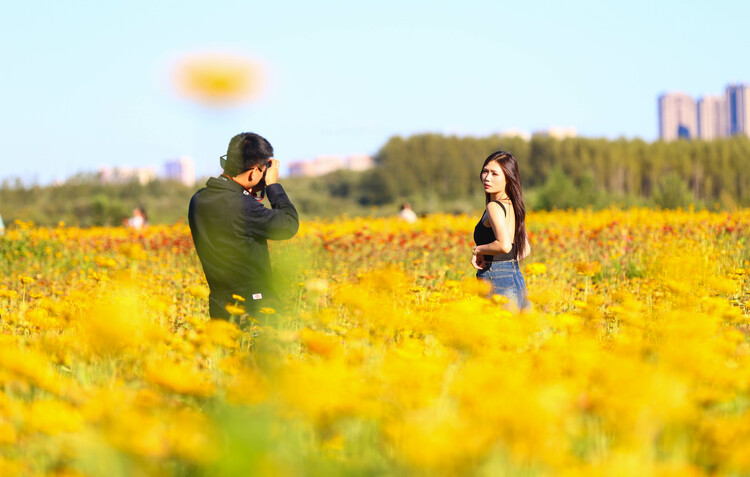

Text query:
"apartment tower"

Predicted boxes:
[[726, 83, 750, 137], [658, 92, 697, 141], [697, 95, 726, 140]]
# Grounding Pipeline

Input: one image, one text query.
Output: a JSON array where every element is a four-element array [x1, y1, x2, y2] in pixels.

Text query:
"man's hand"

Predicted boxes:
[[265, 159, 280, 185]]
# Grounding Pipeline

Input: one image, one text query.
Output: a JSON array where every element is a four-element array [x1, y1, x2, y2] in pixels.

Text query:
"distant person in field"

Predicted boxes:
[[125, 206, 148, 230], [188, 132, 299, 323], [398, 202, 418, 223], [471, 151, 531, 310], [0, 212, 5, 236]]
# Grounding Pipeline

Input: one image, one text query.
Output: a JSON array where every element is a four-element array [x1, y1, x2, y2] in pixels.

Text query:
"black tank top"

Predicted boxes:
[[473, 200, 517, 261]]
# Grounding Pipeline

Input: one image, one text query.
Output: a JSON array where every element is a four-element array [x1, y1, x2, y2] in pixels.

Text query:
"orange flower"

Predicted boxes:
[[574, 260, 601, 277]]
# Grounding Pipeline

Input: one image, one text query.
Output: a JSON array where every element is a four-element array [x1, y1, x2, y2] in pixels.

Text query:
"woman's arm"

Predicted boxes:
[[471, 246, 486, 270], [474, 201, 514, 256], [519, 236, 531, 260]]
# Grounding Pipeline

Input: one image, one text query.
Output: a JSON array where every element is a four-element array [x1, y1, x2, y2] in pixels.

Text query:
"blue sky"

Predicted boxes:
[[1, 0, 748, 184]]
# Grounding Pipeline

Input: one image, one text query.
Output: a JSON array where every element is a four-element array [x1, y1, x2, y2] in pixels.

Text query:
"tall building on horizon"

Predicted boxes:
[[659, 83, 750, 141], [164, 156, 196, 186], [658, 92, 697, 141], [726, 83, 750, 137], [697, 95, 726, 140]]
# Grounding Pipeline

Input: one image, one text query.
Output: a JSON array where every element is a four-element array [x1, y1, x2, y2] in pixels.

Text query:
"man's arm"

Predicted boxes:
[[243, 183, 299, 240]]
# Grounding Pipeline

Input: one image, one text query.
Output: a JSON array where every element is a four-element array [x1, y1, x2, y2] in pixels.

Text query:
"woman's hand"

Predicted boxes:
[[519, 237, 531, 261], [471, 247, 486, 270]]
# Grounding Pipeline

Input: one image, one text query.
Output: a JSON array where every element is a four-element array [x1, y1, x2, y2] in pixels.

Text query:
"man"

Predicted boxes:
[[188, 132, 299, 320]]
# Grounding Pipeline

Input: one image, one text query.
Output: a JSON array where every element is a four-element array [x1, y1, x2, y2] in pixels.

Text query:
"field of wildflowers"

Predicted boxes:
[[0, 207, 749, 476]]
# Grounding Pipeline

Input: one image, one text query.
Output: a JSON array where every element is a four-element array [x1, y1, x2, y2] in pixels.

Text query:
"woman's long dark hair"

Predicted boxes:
[[482, 151, 527, 260]]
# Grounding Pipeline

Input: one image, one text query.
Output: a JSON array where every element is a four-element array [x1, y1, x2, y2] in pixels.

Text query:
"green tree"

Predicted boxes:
[[652, 172, 693, 209]]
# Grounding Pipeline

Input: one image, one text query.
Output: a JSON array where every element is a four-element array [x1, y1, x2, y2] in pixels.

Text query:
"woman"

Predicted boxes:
[[126, 206, 148, 230], [471, 151, 530, 310]]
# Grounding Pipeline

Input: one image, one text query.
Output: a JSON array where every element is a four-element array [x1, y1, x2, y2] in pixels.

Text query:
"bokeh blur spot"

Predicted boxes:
[[173, 52, 264, 107]]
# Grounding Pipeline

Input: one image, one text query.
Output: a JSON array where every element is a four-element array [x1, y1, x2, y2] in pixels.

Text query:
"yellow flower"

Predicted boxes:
[[491, 294, 510, 305], [300, 328, 340, 358], [231, 294, 246, 302], [524, 262, 548, 276], [204, 319, 240, 348], [80, 286, 165, 356], [95, 256, 118, 268], [322, 433, 345, 452], [225, 304, 245, 316], [26, 400, 84, 435], [0, 289, 18, 299], [18, 276, 34, 285], [173, 52, 265, 106], [225, 370, 268, 406], [259, 307, 276, 314], [385, 408, 491, 471], [188, 285, 210, 299], [0, 419, 17, 445], [120, 243, 148, 260], [165, 410, 219, 464], [145, 360, 215, 397], [0, 346, 70, 396]]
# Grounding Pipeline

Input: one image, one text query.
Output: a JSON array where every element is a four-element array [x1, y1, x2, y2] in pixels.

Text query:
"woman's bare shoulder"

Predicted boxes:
[[487, 200, 511, 216]]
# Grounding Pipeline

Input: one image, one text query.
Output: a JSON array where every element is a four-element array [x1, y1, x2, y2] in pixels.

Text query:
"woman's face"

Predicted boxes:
[[480, 160, 506, 196]]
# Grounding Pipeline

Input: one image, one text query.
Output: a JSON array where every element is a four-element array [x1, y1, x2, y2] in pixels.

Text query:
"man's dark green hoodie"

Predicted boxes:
[[188, 175, 299, 319]]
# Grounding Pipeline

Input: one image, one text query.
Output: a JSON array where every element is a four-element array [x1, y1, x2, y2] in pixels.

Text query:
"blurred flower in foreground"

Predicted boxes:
[[27, 400, 83, 435], [145, 360, 215, 397], [491, 294, 509, 305], [173, 52, 265, 106]]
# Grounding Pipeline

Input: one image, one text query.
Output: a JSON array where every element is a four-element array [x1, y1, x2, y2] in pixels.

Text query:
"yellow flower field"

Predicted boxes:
[[0, 208, 749, 476]]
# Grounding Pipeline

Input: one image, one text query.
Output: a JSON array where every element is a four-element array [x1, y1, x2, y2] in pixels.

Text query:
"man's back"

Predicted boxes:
[[189, 175, 298, 309]]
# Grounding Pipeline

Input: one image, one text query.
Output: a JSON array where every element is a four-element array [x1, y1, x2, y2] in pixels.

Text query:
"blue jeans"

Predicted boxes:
[[476, 260, 530, 310]]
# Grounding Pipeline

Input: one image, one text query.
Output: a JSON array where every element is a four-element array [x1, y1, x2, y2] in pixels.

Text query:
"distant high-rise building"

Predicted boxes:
[[164, 156, 196, 186], [658, 92, 697, 141], [697, 95, 726, 140], [725, 83, 750, 137]]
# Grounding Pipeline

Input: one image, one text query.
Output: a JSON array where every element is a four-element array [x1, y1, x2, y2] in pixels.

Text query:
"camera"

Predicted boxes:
[[258, 160, 272, 189]]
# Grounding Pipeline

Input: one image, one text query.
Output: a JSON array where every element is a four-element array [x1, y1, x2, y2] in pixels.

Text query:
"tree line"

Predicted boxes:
[[0, 173, 197, 227], [367, 133, 750, 211], [1, 135, 749, 226]]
